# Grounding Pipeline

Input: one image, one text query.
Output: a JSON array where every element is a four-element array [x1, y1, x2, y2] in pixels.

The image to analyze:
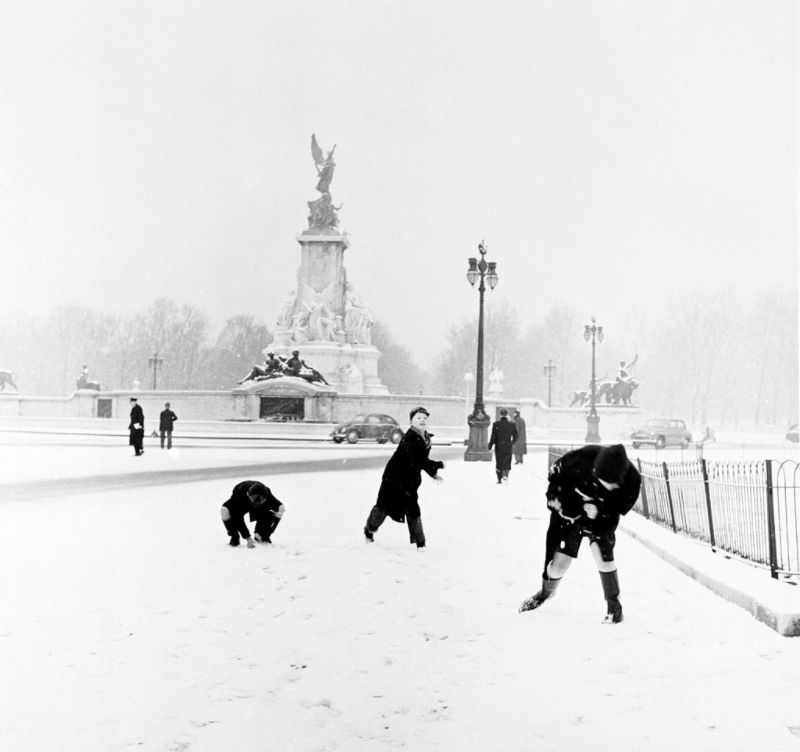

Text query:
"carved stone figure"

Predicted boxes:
[[487, 360, 504, 398], [306, 301, 335, 342], [307, 134, 341, 230], [344, 283, 373, 345], [76, 364, 101, 391], [0, 369, 18, 391], [276, 290, 297, 329], [570, 390, 589, 407]]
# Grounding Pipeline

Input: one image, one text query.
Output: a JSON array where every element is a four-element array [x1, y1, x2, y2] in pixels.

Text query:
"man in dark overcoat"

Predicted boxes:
[[128, 397, 145, 456], [519, 444, 641, 623], [512, 409, 527, 464], [159, 402, 178, 449], [363, 406, 444, 548], [488, 408, 518, 483], [220, 480, 286, 548]]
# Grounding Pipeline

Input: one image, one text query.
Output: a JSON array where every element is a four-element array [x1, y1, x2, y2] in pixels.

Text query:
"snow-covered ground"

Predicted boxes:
[[2, 438, 800, 751]]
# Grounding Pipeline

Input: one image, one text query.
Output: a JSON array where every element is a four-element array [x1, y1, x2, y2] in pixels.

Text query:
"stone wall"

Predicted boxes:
[[0, 388, 642, 443]]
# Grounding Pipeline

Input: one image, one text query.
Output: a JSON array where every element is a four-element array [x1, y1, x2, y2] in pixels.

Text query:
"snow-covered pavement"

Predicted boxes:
[[2, 439, 800, 751]]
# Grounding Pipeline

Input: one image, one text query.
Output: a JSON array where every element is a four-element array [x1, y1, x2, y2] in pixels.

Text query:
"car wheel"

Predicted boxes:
[[346, 429, 360, 444], [680, 438, 689, 449], [632, 442, 640, 449], [390, 429, 403, 444], [655, 436, 666, 449]]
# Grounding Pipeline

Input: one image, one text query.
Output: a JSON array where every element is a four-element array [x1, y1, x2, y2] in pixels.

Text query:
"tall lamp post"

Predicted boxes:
[[543, 359, 556, 407], [148, 351, 163, 391], [583, 317, 603, 443], [464, 241, 498, 461]]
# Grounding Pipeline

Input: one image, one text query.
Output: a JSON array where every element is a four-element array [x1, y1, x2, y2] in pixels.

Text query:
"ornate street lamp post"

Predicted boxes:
[[464, 241, 498, 461], [543, 358, 557, 407], [148, 351, 164, 391], [583, 317, 603, 443]]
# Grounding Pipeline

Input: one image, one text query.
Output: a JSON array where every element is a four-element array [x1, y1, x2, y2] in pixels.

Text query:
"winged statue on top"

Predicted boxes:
[[307, 134, 341, 230]]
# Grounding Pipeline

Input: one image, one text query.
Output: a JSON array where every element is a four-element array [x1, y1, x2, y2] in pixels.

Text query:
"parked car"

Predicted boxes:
[[331, 413, 404, 444], [787, 424, 799, 443], [630, 418, 692, 449]]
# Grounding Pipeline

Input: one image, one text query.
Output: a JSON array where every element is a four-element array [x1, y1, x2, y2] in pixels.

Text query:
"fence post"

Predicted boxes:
[[764, 460, 779, 579], [663, 462, 677, 533], [701, 458, 716, 550], [636, 458, 649, 518]]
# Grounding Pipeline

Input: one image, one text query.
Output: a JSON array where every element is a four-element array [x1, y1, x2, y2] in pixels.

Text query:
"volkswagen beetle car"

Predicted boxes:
[[630, 418, 692, 449], [331, 413, 404, 444]]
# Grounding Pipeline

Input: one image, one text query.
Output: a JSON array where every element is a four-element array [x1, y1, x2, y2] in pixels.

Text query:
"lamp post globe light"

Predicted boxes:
[[464, 241, 498, 461], [583, 317, 603, 443], [543, 358, 557, 407]]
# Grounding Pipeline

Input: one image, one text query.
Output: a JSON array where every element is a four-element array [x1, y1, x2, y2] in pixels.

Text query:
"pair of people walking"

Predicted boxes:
[[128, 399, 179, 455]]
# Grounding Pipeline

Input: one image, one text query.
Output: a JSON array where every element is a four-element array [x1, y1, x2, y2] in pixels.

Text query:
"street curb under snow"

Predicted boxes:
[[621, 515, 800, 637]]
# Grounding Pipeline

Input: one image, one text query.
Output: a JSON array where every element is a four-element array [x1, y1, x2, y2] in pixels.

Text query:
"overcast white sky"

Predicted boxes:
[[1, 1, 796, 363]]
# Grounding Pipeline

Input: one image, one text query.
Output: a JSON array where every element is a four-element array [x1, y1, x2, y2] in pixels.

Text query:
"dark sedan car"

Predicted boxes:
[[331, 413, 404, 444], [631, 418, 692, 449]]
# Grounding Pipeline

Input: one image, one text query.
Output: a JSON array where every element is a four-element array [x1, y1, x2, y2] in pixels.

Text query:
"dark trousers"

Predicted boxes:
[[160, 430, 173, 449], [131, 431, 144, 455], [254, 515, 280, 541], [365, 505, 426, 547], [495, 448, 512, 479]]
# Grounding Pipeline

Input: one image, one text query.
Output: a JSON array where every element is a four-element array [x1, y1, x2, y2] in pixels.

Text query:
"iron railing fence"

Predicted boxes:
[[547, 446, 800, 579]]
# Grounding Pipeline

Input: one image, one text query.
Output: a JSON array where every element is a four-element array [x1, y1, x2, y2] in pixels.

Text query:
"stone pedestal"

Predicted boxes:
[[267, 230, 388, 395]]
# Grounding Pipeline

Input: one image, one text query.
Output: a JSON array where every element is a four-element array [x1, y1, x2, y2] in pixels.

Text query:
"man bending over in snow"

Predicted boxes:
[[519, 444, 640, 623], [220, 480, 286, 548]]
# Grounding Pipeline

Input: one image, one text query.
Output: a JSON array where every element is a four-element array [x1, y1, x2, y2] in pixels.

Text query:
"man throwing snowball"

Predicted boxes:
[[519, 444, 641, 623]]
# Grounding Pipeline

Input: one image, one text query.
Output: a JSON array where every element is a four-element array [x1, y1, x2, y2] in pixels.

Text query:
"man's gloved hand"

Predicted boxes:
[[246, 537, 256, 549]]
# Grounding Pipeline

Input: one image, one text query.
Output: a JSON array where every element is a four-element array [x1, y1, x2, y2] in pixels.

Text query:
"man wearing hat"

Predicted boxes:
[[363, 406, 445, 548], [159, 402, 178, 449], [519, 444, 641, 623], [128, 397, 145, 456], [488, 408, 518, 484]]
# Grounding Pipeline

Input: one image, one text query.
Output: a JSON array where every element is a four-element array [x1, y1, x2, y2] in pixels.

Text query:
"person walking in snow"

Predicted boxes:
[[220, 480, 286, 548], [159, 402, 178, 449], [512, 409, 527, 465], [519, 444, 641, 623], [363, 406, 444, 548], [488, 408, 517, 483], [128, 397, 145, 456]]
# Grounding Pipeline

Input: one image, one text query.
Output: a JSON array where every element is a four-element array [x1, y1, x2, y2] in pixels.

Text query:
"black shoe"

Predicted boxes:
[[519, 592, 548, 612], [229, 534, 241, 547], [364, 527, 374, 542], [603, 602, 623, 624]]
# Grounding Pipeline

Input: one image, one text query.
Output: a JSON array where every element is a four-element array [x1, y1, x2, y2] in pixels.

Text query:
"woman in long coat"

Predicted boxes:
[[363, 406, 444, 548]]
